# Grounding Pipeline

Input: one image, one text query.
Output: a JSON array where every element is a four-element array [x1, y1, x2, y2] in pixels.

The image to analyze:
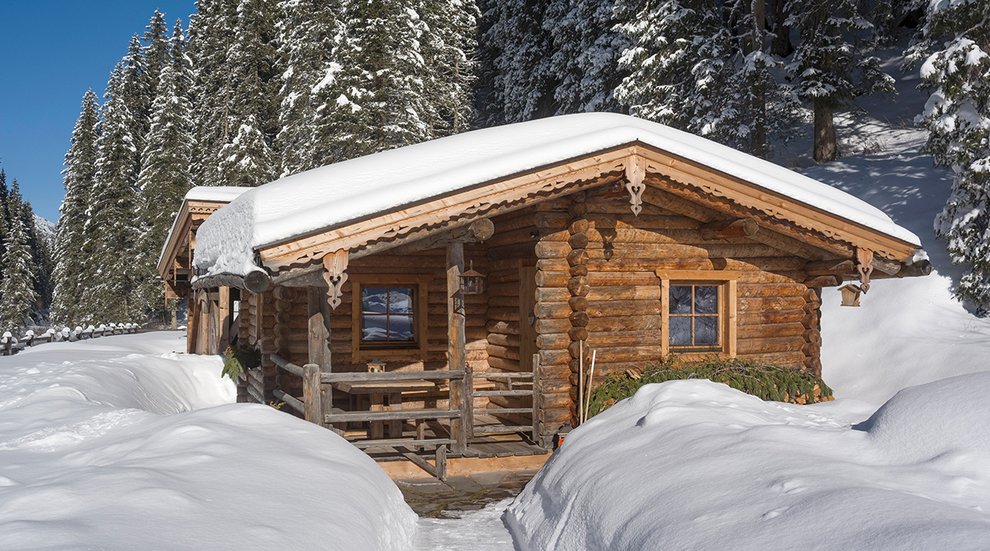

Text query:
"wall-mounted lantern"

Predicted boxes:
[[839, 283, 862, 307], [460, 261, 487, 295]]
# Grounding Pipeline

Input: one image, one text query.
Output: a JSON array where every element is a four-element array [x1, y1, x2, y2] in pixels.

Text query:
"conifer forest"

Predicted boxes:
[[0, 0, 986, 334]]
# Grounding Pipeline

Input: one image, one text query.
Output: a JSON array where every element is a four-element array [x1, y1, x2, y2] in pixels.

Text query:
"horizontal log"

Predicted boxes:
[[272, 389, 304, 414], [586, 285, 662, 301], [322, 370, 465, 383], [325, 408, 461, 423], [474, 425, 533, 434], [473, 390, 533, 398], [701, 217, 759, 240], [736, 335, 807, 355], [587, 315, 661, 332], [738, 296, 807, 312], [351, 438, 455, 449]]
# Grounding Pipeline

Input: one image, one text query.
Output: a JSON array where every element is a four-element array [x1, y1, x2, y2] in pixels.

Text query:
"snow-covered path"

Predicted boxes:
[[413, 499, 515, 550]]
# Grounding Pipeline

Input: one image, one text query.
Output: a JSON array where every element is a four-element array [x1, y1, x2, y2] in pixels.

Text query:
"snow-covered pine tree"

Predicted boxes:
[[785, 0, 894, 162], [216, 0, 278, 186], [121, 34, 152, 170], [18, 198, 52, 315], [189, 0, 238, 186], [134, 46, 197, 316], [0, 170, 8, 284], [919, 0, 990, 308], [53, 91, 101, 325], [312, 0, 433, 163], [275, 0, 346, 176], [143, 10, 171, 107], [0, 181, 39, 333], [84, 64, 142, 322], [482, 0, 556, 124], [420, 0, 479, 135], [614, 0, 736, 136], [544, 0, 628, 115]]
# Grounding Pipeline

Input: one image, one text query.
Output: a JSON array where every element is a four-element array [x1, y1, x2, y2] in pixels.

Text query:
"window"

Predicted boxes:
[[669, 284, 721, 350], [657, 270, 738, 358], [350, 275, 431, 360], [360, 286, 417, 346]]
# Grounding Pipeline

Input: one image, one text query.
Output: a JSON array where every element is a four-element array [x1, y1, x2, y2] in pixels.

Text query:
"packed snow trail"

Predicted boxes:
[[413, 499, 515, 550], [0, 332, 416, 550]]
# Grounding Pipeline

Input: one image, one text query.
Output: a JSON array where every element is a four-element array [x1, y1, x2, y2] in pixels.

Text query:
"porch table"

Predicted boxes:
[[337, 380, 438, 439]]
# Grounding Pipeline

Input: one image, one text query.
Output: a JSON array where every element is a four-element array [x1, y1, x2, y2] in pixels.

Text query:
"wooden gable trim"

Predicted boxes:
[[630, 144, 919, 262], [157, 199, 233, 279], [253, 141, 920, 279]]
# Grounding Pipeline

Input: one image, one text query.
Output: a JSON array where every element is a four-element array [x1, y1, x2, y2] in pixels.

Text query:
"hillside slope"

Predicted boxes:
[[802, 54, 990, 405]]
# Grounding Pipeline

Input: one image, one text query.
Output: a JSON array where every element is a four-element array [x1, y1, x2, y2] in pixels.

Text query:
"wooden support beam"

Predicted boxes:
[[701, 217, 760, 240], [367, 218, 495, 256], [303, 363, 322, 425], [804, 259, 856, 277], [447, 242, 471, 452], [897, 259, 932, 278], [804, 275, 842, 288], [191, 270, 272, 293], [307, 287, 331, 369]]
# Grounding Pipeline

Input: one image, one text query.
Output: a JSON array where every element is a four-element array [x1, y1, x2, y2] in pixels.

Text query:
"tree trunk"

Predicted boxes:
[[813, 99, 837, 162], [751, 0, 767, 158], [771, 0, 792, 57]]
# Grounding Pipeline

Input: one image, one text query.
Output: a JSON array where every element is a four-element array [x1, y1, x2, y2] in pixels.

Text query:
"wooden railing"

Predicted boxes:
[[471, 353, 541, 443], [1, 323, 141, 356]]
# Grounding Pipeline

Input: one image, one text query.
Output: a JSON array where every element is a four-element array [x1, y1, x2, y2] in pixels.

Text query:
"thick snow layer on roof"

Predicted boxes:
[[184, 185, 251, 203], [194, 113, 921, 277]]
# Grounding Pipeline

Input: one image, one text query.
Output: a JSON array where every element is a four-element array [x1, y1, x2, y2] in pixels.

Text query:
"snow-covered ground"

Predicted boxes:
[[0, 332, 416, 550]]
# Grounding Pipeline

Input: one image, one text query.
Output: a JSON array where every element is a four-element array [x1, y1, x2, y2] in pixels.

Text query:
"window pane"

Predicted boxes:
[[696, 316, 719, 345], [695, 286, 719, 314], [390, 288, 414, 314], [389, 315, 416, 341], [362, 287, 389, 314], [670, 285, 692, 314], [670, 317, 692, 346], [362, 315, 388, 341]]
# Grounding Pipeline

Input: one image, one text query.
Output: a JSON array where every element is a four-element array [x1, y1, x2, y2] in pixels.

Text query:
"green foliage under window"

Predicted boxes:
[[586, 356, 833, 418], [221, 344, 261, 381]]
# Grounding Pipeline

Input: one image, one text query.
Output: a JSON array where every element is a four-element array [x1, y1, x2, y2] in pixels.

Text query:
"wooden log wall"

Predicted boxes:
[[532, 200, 576, 441], [490, 183, 829, 437], [274, 286, 308, 400], [242, 289, 276, 404]]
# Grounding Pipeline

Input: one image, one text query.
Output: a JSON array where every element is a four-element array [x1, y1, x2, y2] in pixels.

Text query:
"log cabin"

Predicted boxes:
[[159, 113, 930, 478]]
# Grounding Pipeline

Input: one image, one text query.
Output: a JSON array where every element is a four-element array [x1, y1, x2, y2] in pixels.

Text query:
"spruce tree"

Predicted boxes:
[[85, 64, 142, 322], [216, 0, 278, 186], [482, 0, 556, 123], [919, 1, 990, 308], [785, 0, 894, 162], [189, 0, 239, 186], [53, 91, 100, 325], [614, 0, 736, 135], [275, 0, 345, 175], [134, 61, 197, 315], [0, 182, 39, 333], [312, 0, 433, 162], [545, 0, 627, 114], [0, 170, 9, 287], [143, 10, 171, 105], [420, 0, 479, 134]]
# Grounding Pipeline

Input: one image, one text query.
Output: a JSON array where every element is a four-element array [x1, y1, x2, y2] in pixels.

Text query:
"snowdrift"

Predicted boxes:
[[0, 332, 416, 550], [506, 377, 990, 550]]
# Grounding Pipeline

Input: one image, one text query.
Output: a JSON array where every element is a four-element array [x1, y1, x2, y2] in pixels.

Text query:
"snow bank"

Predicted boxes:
[[506, 378, 990, 551], [0, 332, 416, 550], [194, 112, 920, 278]]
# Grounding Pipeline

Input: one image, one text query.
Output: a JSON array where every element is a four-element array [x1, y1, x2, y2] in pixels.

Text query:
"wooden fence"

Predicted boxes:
[[1, 323, 141, 356]]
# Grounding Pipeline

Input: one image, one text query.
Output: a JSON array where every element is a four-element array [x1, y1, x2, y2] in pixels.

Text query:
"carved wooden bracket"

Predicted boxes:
[[856, 248, 874, 293], [321, 249, 349, 309], [625, 155, 646, 216]]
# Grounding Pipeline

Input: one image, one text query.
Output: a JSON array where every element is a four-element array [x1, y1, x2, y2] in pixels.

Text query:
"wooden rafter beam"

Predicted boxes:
[[700, 217, 760, 240], [363, 218, 495, 256]]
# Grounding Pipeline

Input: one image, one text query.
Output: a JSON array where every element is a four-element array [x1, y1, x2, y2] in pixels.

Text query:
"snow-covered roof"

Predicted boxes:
[[194, 113, 922, 279], [184, 186, 251, 204]]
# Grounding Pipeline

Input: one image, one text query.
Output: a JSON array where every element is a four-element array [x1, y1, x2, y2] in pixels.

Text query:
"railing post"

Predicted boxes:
[[532, 353, 542, 447], [303, 363, 322, 425]]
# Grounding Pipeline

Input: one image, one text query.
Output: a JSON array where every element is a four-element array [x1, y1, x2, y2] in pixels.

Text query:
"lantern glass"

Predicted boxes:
[[460, 262, 487, 295]]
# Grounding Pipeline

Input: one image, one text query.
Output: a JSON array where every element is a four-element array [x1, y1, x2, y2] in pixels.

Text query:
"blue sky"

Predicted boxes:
[[0, 0, 196, 221]]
